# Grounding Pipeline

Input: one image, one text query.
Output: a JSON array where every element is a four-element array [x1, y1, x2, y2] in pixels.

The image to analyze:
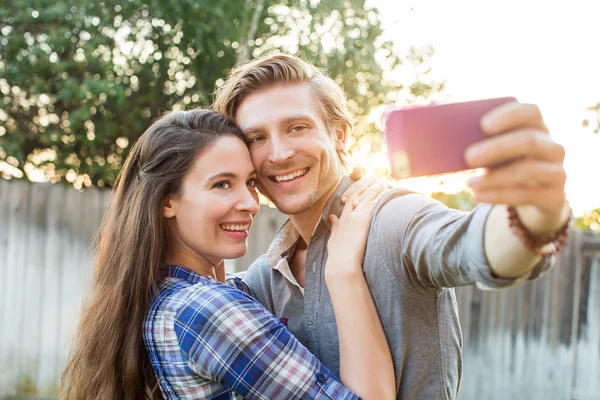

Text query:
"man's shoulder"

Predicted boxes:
[[239, 254, 279, 312], [368, 187, 457, 250], [247, 254, 271, 272], [372, 187, 441, 225], [242, 254, 273, 285]]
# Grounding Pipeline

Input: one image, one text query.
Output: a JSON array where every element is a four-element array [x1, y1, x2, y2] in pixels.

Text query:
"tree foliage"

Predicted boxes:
[[0, 0, 443, 188], [574, 208, 600, 232], [431, 190, 476, 211]]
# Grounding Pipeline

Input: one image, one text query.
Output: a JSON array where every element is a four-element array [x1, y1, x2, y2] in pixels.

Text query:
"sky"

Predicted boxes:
[[370, 0, 600, 215]]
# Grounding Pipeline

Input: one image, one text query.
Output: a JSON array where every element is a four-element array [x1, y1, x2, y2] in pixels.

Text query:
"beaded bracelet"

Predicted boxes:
[[507, 205, 571, 257]]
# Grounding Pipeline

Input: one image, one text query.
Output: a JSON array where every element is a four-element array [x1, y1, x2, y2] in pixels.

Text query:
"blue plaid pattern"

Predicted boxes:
[[144, 265, 360, 399]]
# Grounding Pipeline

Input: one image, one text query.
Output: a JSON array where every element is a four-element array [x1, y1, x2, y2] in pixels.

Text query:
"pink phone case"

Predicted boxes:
[[383, 97, 517, 179]]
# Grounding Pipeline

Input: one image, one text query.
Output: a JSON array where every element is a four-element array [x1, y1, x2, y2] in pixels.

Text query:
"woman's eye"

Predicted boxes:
[[213, 181, 231, 189], [247, 178, 257, 188]]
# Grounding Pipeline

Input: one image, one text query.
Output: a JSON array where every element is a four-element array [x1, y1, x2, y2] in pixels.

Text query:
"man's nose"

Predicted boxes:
[[268, 136, 294, 163]]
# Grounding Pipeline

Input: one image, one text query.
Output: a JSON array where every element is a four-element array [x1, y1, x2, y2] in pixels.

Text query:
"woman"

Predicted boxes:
[[60, 109, 394, 399]]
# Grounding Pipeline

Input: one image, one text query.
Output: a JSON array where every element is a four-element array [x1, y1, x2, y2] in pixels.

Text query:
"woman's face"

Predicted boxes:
[[163, 135, 260, 266]]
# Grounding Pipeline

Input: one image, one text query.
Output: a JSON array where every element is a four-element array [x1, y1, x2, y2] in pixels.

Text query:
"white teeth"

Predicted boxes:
[[222, 224, 250, 231], [274, 168, 308, 182]]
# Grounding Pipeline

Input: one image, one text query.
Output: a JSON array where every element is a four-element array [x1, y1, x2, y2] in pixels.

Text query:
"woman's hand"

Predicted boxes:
[[342, 167, 388, 208], [326, 182, 385, 280], [325, 170, 396, 400]]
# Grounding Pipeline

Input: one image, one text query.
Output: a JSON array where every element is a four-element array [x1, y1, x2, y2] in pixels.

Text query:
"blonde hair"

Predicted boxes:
[[213, 53, 353, 164]]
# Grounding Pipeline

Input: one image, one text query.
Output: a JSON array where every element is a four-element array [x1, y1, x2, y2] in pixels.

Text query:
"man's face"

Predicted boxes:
[[235, 82, 344, 215]]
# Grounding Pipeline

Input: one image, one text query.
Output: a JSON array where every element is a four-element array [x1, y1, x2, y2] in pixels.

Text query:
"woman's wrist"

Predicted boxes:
[[325, 263, 364, 286]]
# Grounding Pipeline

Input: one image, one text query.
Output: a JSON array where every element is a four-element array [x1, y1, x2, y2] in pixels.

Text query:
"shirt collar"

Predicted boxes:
[[265, 175, 355, 268], [318, 175, 355, 230], [161, 264, 206, 284]]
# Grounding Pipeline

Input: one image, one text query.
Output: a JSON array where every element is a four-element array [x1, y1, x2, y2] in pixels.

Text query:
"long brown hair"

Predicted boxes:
[[60, 109, 246, 399]]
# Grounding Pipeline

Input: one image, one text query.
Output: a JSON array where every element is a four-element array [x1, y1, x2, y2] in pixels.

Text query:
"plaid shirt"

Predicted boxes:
[[144, 265, 360, 399]]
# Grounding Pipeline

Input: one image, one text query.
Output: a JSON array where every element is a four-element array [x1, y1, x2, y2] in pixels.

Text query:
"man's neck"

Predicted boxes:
[[288, 176, 343, 245]]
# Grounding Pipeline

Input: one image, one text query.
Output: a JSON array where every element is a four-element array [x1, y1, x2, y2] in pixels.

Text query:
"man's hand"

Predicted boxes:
[[465, 102, 570, 235]]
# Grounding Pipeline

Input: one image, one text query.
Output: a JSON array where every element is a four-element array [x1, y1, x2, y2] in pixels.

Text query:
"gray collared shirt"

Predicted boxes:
[[243, 176, 551, 399]]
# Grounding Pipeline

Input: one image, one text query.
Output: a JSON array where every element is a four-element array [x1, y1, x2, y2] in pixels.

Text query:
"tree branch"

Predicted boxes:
[[237, 0, 264, 63]]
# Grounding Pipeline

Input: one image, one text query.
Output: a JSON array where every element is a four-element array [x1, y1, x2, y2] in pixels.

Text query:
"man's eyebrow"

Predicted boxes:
[[241, 114, 315, 135], [241, 126, 265, 135], [282, 114, 315, 124]]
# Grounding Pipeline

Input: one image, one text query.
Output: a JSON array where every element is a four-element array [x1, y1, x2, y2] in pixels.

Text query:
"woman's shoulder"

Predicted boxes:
[[171, 277, 275, 342], [225, 273, 255, 297], [170, 275, 258, 319], [148, 274, 249, 319]]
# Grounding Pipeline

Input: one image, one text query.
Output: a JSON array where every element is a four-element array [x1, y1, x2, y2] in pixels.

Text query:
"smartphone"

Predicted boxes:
[[383, 97, 517, 179]]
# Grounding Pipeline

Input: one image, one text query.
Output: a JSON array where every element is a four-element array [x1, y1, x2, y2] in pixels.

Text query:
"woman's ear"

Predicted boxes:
[[162, 195, 179, 218]]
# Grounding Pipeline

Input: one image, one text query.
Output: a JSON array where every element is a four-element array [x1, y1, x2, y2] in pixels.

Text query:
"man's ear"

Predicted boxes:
[[334, 123, 349, 151], [162, 195, 179, 219]]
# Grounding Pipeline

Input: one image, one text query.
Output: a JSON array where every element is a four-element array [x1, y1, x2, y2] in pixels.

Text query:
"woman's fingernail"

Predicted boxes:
[[341, 195, 347, 202]]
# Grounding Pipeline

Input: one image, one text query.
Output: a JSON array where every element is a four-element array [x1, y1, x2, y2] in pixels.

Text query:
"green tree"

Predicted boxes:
[[431, 190, 476, 211], [0, 0, 443, 188], [574, 207, 600, 232]]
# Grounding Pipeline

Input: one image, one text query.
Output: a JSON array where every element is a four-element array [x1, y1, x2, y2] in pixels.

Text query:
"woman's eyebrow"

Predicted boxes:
[[206, 172, 237, 180], [207, 171, 257, 180]]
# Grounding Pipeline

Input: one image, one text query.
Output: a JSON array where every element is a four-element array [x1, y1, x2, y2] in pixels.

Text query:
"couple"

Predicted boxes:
[[61, 54, 571, 399]]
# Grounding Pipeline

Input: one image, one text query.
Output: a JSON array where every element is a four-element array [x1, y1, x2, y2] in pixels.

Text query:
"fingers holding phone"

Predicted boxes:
[[480, 101, 549, 135], [383, 98, 570, 232], [465, 102, 568, 217]]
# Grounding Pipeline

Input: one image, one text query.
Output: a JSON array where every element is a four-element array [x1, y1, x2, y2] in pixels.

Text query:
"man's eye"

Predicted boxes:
[[249, 136, 265, 144], [247, 178, 257, 188], [213, 181, 231, 189], [291, 125, 306, 132]]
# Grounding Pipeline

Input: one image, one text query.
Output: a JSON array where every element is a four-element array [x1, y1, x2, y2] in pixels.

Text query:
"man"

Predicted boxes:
[[213, 53, 571, 399]]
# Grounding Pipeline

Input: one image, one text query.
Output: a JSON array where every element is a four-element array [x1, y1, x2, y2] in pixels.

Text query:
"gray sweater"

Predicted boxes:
[[243, 176, 552, 399]]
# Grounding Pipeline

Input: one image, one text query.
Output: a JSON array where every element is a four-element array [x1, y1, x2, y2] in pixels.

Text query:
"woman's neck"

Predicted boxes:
[[163, 248, 225, 282]]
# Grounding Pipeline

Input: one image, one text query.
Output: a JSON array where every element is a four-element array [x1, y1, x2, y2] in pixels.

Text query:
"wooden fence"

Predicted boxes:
[[0, 179, 598, 399], [455, 230, 600, 400]]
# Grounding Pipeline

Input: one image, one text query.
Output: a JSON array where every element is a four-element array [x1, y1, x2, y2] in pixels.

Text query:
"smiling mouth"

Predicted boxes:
[[270, 168, 309, 183], [220, 223, 250, 231]]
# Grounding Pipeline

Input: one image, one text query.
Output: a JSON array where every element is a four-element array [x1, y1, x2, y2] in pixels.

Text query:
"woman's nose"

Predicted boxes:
[[236, 187, 260, 215]]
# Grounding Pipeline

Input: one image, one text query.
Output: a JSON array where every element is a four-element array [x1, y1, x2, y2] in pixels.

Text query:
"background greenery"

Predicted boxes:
[[0, 0, 442, 188], [1, 0, 598, 231]]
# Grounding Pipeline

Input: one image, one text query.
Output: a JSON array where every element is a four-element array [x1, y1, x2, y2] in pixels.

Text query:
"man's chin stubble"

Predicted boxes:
[[262, 188, 319, 216]]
